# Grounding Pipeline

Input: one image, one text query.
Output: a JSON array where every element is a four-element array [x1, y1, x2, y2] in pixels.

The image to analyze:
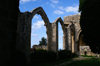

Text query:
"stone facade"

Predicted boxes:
[[64, 14, 81, 54], [50, 17, 67, 52], [32, 45, 47, 50], [17, 7, 89, 64], [80, 46, 91, 55], [17, 7, 83, 57], [1, 1, 100, 65], [17, 7, 67, 53]]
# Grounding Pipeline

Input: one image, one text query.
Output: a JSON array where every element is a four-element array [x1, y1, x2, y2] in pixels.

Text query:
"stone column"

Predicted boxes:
[[74, 31, 80, 55], [63, 35, 66, 50], [67, 26, 72, 51], [16, 12, 31, 64], [47, 23, 53, 51], [72, 35, 75, 53], [74, 23, 81, 55], [47, 23, 58, 52], [63, 28, 68, 50]]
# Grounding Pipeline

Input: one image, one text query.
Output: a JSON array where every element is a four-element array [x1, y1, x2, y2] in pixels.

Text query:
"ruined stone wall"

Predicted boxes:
[[64, 14, 80, 23], [64, 14, 81, 54]]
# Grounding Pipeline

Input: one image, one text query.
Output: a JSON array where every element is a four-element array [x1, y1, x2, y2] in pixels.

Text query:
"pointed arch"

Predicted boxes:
[[53, 17, 66, 34], [66, 22, 81, 54], [77, 29, 82, 41], [30, 7, 50, 26], [16, 7, 52, 59], [29, 7, 53, 51], [51, 17, 68, 51]]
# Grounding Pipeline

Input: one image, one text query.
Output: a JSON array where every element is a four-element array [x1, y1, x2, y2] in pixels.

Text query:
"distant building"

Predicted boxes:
[[31, 45, 47, 52], [80, 45, 100, 56], [80, 46, 91, 55]]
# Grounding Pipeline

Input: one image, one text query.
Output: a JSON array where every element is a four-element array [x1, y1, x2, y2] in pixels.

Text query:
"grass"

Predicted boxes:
[[31, 56, 100, 66], [81, 55, 96, 57], [32, 58, 72, 66], [63, 58, 100, 66]]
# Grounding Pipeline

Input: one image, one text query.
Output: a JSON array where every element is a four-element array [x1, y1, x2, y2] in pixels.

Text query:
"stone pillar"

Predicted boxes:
[[74, 31, 80, 55], [63, 35, 66, 49], [63, 28, 68, 50], [16, 12, 31, 64], [67, 26, 72, 51], [72, 35, 75, 53], [47, 23, 58, 52], [47, 23, 53, 51], [74, 23, 81, 55]]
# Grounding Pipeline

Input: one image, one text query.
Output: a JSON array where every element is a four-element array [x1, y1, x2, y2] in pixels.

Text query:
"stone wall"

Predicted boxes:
[[64, 14, 81, 54]]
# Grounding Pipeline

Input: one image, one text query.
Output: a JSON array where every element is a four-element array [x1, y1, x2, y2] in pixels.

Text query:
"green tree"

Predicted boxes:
[[39, 37, 47, 46]]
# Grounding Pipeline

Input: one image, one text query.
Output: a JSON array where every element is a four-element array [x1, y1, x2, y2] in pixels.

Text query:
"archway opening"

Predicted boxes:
[[58, 23, 64, 50], [71, 31, 75, 53], [79, 33, 92, 56], [70, 24, 75, 53], [31, 14, 47, 51]]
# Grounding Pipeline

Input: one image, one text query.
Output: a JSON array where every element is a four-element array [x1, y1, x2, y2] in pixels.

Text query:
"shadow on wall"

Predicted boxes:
[[0, 0, 20, 65], [80, 0, 100, 53]]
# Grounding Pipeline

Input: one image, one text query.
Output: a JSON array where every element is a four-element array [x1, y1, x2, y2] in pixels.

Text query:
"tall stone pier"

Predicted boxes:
[[64, 14, 81, 55]]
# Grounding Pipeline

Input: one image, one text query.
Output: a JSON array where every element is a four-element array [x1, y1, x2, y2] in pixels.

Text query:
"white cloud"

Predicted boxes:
[[54, 10, 64, 15], [50, 0, 59, 4], [32, 20, 44, 30], [31, 33, 38, 37], [58, 5, 79, 13], [20, 0, 37, 3], [65, 6, 79, 13], [34, 15, 39, 19]]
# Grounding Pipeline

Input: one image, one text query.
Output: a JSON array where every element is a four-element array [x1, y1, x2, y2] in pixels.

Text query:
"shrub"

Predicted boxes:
[[30, 49, 78, 63], [30, 49, 57, 62], [71, 53, 78, 58], [58, 50, 72, 59], [58, 50, 78, 60]]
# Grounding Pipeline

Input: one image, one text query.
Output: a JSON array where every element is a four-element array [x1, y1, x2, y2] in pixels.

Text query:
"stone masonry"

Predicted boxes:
[[17, 7, 83, 64], [64, 14, 81, 55]]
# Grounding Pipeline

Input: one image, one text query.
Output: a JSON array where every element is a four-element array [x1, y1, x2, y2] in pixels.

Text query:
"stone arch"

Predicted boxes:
[[30, 7, 50, 26], [29, 7, 51, 50], [50, 17, 67, 52], [78, 31, 85, 55], [69, 22, 81, 55], [76, 29, 82, 42], [66, 21, 80, 54], [16, 7, 52, 62], [70, 23, 76, 53], [53, 17, 66, 34], [78, 31, 82, 48]]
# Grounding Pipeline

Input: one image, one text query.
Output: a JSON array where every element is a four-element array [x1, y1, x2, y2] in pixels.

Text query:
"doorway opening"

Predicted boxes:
[[58, 23, 64, 50]]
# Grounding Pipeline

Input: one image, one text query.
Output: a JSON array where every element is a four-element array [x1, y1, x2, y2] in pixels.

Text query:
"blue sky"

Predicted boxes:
[[19, 0, 79, 49]]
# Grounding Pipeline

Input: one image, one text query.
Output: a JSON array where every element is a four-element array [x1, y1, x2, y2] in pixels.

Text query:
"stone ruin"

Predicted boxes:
[[64, 14, 81, 54], [0, 1, 99, 65], [16, 7, 87, 63]]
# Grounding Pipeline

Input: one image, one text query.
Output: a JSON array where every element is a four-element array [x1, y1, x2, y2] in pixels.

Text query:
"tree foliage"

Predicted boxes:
[[39, 37, 47, 46]]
